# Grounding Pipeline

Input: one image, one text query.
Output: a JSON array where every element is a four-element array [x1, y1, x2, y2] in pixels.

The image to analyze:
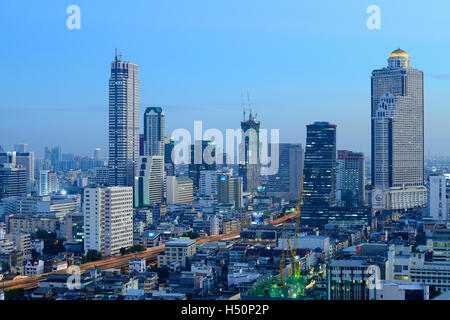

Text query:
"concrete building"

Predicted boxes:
[[158, 238, 196, 268], [143, 107, 164, 156], [134, 156, 164, 207], [431, 229, 450, 262], [166, 176, 193, 205], [25, 259, 44, 276], [108, 52, 140, 187], [38, 170, 59, 196], [129, 258, 147, 273], [375, 280, 429, 300], [83, 186, 133, 256], [199, 170, 219, 197], [217, 175, 243, 208], [266, 143, 304, 201], [336, 150, 365, 207], [0, 152, 34, 192], [427, 174, 448, 221], [0, 163, 27, 199]]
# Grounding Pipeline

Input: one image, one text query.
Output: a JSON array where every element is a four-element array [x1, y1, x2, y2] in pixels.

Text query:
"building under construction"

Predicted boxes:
[[242, 273, 310, 300]]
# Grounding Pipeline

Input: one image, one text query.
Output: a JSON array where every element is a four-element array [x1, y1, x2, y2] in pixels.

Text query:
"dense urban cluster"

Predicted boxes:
[[0, 49, 449, 301]]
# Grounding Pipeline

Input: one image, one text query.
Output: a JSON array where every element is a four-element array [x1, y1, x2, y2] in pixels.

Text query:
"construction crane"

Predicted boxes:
[[279, 174, 305, 285]]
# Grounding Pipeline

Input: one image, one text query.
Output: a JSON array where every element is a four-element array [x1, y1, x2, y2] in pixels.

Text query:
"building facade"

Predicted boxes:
[[83, 186, 133, 256], [336, 150, 365, 207], [134, 156, 164, 207], [266, 143, 304, 201], [371, 49, 425, 210], [108, 53, 140, 187], [143, 107, 164, 157], [239, 112, 261, 193], [301, 122, 337, 228]]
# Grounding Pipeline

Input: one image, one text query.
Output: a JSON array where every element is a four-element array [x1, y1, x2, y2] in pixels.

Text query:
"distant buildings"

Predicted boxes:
[[217, 175, 243, 208], [94, 148, 102, 161], [83, 186, 133, 256], [0, 151, 34, 192], [336, 150, 365, 207], [134, 156, 164, 207], [108, 52, 140, 187], [239, 112, 261, 193], [427, 174, 448, 221], [143, 107, 164, 157], [38, 170, 59, 196], [301, 122, 337, 228], [189, 140, 216, 191], [266, 143, 304, 201], [166, 176, 193, 205], [371, 49, 426, 211]]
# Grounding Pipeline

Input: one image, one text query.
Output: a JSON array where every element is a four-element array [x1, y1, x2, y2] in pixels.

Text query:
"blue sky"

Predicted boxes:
[[1, 0, 449, 159]]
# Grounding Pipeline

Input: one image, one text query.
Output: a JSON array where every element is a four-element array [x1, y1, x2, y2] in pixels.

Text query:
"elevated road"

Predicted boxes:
[[1, 232, 240, 292]]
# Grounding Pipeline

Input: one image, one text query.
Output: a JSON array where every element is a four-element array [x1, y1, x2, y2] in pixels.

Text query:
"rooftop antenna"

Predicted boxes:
[[241, 92, 246, 121], [115, 48, 118, 61], [247, 90, 252, 120]]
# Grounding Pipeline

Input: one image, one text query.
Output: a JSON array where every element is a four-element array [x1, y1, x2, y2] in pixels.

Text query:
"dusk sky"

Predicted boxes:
[[1, 0, 450, 159]]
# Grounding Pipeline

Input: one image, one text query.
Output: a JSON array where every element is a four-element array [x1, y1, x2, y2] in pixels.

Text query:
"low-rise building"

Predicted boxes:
[[25, 259, 44, 276], [158, 238, 196, 268]]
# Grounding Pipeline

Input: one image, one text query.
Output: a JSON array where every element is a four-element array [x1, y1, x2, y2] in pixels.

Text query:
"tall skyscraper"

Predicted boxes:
[[301, 122, 337, 228], [108, 52, 140, 187], [143, 107, 164, 156], [266, 143, 304, 201], [239, 112, 261, 193], [83, 186, 133, 256], [336, 150, 365, 207], [134, 155, 164, 207], [371, 49, 426, 210]]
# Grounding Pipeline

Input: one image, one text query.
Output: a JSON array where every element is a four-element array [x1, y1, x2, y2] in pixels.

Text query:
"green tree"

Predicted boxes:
[[31, 249, 41, 260], [1, 262, 10, 273], [182, 231, 199, 239], [5, 288, 25, 300]]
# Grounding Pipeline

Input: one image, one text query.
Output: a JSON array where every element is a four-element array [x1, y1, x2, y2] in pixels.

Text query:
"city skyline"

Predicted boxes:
[[1, 1, 450, 158]]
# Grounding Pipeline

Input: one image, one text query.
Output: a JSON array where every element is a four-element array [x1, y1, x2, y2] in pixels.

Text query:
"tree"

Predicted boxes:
[[33, 230, 65, 255], [182, 231, 199, 239], [5, 288, 25, 300], [429, 286, 441, 299], [120, 245, 145, 255], [31, 249, 41, 260], [1, 262, 10, 273]]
